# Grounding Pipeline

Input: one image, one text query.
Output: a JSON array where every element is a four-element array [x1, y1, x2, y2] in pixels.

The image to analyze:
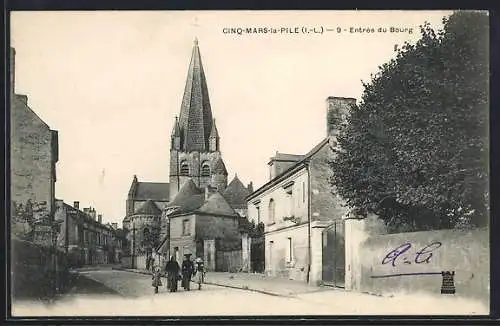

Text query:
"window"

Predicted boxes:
[[182, 219, 191, 236], [287, 237, 293, 262], [143, 227, 150, 242], [180, 161, 189, 176], [201, 162, 210, 176], [256, 206, 261, 224], [268, 199, 275, 224], [302, 182, 305, 203]]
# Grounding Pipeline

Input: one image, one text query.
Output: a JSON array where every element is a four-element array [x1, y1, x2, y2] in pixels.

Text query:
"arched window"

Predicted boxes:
[[268, 199, 275, 224], [201, 162, 211, 176], [180, 161, 189, 176]]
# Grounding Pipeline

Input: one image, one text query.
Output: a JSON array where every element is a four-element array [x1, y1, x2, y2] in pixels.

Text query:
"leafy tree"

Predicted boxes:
[[330, 11, 489, 232]]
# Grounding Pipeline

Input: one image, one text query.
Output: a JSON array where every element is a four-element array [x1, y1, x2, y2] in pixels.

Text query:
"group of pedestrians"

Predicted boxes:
[[152, 253, 205, 294]]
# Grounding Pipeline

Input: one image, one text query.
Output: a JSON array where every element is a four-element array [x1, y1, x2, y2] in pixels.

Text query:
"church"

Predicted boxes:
[[123, 38, 252, 271]]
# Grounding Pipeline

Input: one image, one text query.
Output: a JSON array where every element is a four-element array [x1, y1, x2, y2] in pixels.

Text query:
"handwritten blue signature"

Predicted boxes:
[[381, 242, 442, 267]]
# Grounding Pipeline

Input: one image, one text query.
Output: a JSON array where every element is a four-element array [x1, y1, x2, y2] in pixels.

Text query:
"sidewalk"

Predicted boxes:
[[203, 272, 330, 297], [114, 268, 329, 297]]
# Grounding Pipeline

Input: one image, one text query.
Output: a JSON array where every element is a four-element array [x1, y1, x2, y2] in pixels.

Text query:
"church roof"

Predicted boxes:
[[213, 157, 228, 175], [168, 179, 205, 214], [134, 182, 170, 201], [198, 192, 239, 217], [223, 175, 250, 209], [134, 199, 162, 216], [178, 38, 214, 152]]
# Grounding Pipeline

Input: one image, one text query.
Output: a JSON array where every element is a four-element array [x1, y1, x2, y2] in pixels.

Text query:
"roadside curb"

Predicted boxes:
[[204, 281, 291, 298], [112, 267, 152, 275]]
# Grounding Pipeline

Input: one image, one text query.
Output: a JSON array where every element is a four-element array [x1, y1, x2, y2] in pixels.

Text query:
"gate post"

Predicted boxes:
[[343, 216, 367, 291]]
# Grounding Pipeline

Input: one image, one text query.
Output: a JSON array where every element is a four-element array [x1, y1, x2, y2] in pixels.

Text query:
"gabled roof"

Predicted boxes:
[[178, 38, 214, 152], [135, 182, 170, 201], [223, 175, 250, 209], [167, 179, 205, 214], [198, 192, 238, 217], [248, 137, 331, 200], [133, 199, 162, 216], [213, 157, 228, 175]]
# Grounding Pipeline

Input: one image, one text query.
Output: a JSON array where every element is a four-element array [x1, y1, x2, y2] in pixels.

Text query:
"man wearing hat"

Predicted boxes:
[[181, 253, 195, 291]]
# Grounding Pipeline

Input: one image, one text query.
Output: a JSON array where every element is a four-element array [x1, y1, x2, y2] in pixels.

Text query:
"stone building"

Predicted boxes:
[[10, 47, 59, 245], [125, 200, 163, 268], [168, 38, 231, 200], [125, 175, 170, 217], [153, 39, 253, 272], [247, 96, 356, 285], [55, 200, 122, 267]]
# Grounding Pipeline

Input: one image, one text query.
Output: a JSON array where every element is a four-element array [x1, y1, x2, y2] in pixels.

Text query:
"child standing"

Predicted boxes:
[[152, 266, 162, 294]]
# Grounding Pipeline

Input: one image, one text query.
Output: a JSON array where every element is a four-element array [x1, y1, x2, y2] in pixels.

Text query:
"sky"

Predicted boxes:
[[10, 10, 453, 225]]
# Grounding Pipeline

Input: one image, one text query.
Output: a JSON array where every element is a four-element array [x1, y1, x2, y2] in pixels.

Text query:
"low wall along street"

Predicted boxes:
[[346, 220, 489, 304], [11, 238, 70, 299]]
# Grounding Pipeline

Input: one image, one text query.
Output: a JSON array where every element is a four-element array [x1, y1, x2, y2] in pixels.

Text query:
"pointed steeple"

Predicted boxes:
[[209, 119, 219, 151], [171, 116, 181, 137], [178, 37, 213, 152]]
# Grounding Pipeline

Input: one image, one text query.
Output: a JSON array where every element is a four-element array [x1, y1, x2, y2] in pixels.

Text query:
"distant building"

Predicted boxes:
[[10, 47, 59, 245], [125, 175, 169, 217], [55, 200, 122, 266], [125, 200, 162, 264], [247, 96, 356, 285]]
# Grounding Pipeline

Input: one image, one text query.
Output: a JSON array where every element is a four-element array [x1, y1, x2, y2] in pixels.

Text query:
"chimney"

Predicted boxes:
[[205, 185, 218, 200], [10, 47, 15, 94], [73, 201, 80, 209], [83, 208, 90, 214], [98, 214, 102, 224], [247, 182, 254, 193], [112, 223, 118, 229], [90, 208, 97, 220], [326, 96, 356, 137]]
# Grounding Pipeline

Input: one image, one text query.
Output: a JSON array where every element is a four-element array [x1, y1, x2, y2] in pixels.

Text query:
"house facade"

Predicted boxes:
[[10, 47, 59, 245], [247, 96, 356, 285], [55, 200, 122, 267]]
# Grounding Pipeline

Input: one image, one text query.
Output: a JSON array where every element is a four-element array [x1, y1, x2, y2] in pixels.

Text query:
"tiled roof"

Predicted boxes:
[[198, 192, 238, 217], [134, 182, 170, 201], [167, 179, 205, 214], [213, 157, 228, 175], [178, 38, 214, 152], [223, 175, 250, 209], [133, 199, 162, 216]]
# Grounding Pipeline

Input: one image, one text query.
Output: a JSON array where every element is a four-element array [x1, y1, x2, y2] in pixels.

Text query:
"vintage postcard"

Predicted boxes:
[[9, 10, 490, 317]]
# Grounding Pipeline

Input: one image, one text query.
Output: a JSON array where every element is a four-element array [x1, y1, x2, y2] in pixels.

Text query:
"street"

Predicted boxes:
[[11, 268, 488, 316]]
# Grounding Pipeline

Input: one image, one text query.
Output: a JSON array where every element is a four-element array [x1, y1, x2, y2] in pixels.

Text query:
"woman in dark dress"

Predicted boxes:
[[165, 256, 180, 292]]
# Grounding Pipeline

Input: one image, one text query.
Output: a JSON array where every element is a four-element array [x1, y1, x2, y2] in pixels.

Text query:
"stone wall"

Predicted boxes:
[[11, 94, 57, 217], [345, 216, 489, 305], [265, 223, 309, 281], [309, 138, 348, 223], [169, 150, 222, 200]]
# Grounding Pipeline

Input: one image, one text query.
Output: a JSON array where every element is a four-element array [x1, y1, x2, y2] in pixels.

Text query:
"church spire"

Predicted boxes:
[[209, 118, 219, 151], [178, 37, 213, 152]]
